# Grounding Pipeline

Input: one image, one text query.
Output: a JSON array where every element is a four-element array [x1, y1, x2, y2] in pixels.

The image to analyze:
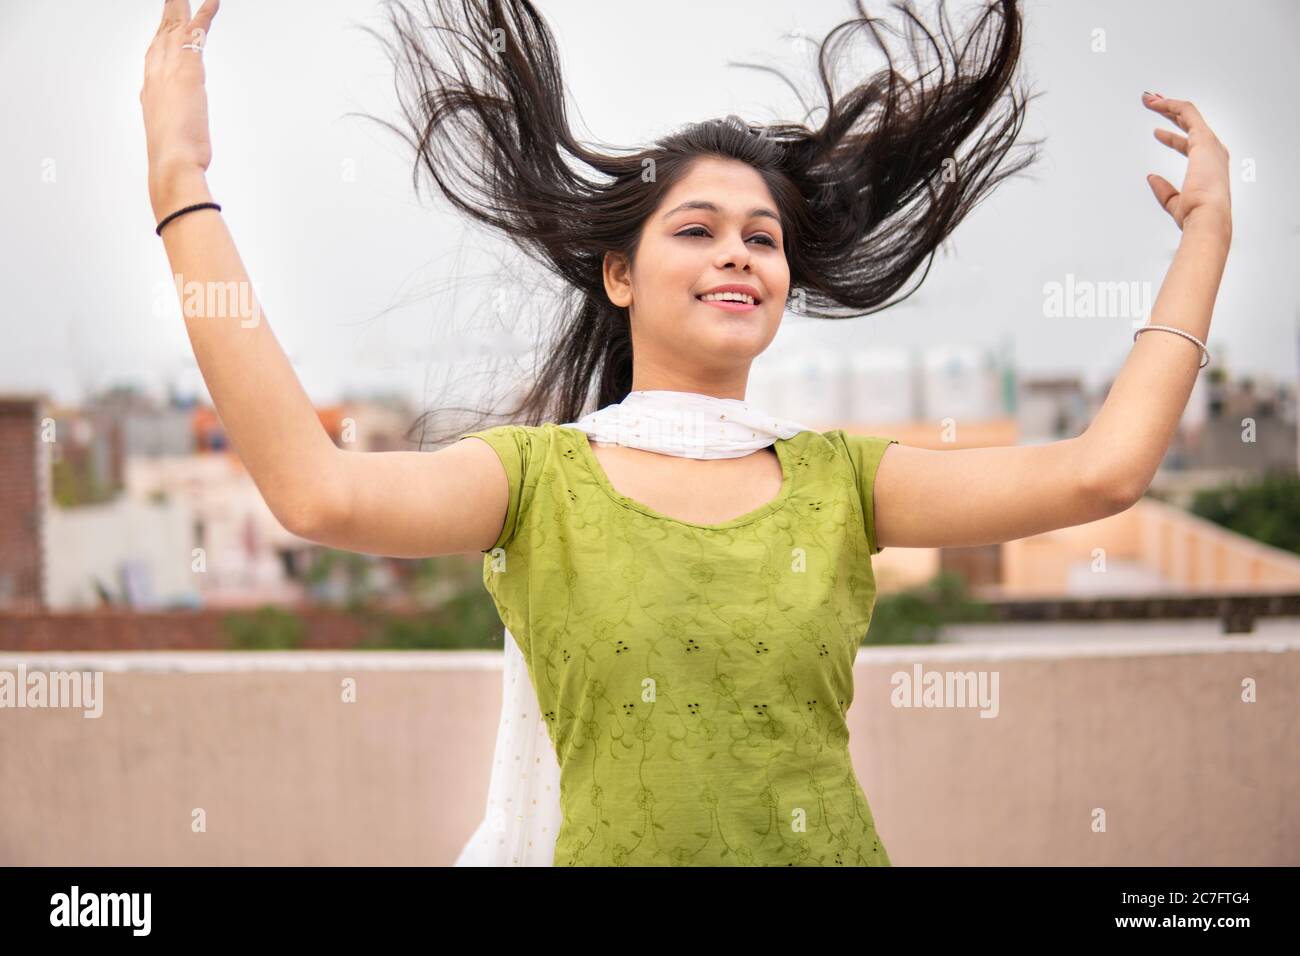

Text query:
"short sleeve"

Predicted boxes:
[[834, 431, 899, 555], [459, 424, 533, 554]]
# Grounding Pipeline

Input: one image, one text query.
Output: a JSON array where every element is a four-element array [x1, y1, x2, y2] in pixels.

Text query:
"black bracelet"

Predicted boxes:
[[155, 201, 222, 236]]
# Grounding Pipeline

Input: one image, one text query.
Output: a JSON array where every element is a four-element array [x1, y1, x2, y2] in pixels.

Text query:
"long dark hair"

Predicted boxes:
[[355, 0, 1042, 447]]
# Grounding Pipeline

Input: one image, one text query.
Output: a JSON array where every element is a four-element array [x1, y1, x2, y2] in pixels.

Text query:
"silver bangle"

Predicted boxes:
[[1133, 324, 1210, 369]]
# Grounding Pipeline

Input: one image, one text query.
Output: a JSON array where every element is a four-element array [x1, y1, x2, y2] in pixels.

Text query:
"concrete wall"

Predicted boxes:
[[1001, 497, 1300, 596], [2, 635, 1296, 866]]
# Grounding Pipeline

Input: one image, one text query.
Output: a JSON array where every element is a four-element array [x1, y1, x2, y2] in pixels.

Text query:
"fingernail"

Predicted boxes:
[[1143, 91, 1163, 100]]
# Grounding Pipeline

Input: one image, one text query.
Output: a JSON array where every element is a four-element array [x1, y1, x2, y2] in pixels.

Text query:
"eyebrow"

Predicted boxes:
[[660, 200, 781, 227]]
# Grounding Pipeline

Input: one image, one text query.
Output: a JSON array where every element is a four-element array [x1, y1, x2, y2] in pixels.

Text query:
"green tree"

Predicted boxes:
[[357, 589, 506, 650], [863, 570, 996, 646], [50, 456, 116, 507], [1188, 471, 1300, 556], [304, 548, 378, 610], [221, 605, 305, 650]]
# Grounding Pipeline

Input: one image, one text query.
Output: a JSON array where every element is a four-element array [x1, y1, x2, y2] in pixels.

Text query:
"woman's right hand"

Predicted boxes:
[[141, 0, 221, 219]]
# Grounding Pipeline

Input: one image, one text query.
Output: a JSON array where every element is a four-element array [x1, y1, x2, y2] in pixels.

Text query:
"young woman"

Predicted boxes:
[[141, 0, 1232, 866]]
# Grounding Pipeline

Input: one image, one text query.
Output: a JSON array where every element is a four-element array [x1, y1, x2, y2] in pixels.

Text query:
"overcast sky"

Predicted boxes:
[[2, 0, 1296, 410]]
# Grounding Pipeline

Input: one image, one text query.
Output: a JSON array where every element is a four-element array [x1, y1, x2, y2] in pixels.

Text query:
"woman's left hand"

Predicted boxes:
[[1143, 92, 1232, 242]]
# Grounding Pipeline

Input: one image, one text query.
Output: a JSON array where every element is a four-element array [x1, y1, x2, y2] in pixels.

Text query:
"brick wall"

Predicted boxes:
[[0, 397, 47, 610], [0, 607, 444, 651]]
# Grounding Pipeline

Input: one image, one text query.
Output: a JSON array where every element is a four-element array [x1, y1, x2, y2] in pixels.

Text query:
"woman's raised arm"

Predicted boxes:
[[873, 91, 1232, 551], [141, 0, 508, 557], [872, 435, 1118, 550], [145, 0, 333, 537]]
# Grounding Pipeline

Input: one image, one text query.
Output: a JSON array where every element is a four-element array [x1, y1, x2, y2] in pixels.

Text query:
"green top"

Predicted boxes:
[[462, 421, 898, 867]]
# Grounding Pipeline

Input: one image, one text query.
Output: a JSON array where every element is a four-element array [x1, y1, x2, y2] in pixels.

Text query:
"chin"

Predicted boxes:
[[692, 325, 771, 361]]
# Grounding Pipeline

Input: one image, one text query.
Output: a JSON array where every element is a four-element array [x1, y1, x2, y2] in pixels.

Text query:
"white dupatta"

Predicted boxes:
[[454, 389, 810, 865]]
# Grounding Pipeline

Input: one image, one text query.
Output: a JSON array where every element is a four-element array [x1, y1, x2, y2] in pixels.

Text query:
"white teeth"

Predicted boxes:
[[699, 292, 756, 304]]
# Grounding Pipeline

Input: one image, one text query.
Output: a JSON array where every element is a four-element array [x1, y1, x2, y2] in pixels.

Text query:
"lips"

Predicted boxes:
[[696, 295, 759, 313], [696, 294, 759, 305]]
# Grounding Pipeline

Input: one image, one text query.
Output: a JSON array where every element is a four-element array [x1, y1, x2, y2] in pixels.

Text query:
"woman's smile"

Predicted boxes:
[[696, 295, 760, 314]]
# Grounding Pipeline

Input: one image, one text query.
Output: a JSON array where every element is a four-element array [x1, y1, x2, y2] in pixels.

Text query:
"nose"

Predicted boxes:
[[713, 233, 753, 271]]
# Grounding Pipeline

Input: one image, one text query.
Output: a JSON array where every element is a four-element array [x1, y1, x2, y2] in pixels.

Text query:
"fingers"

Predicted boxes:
[[190, 0, 220, 39], [1154, 127, 1188, 156], [1146, 173, 1180, 218], [158, 0, 193, 33], [146, 0, 209, 84], [1142, 91, 1211, 139]]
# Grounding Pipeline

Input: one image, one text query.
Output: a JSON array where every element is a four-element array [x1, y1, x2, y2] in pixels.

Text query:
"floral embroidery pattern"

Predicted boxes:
[[467, 422, 897, 866]]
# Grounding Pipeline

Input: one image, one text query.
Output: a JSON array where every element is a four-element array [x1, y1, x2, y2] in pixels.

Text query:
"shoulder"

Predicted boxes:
[[814, 430, 899, 554], [458, 422, 555, 454], [455, 423, 568, 555], [817, 428, 899, 459], [811, 429, 900, 491], [458, 421, 551, 442], [787, 428, 898, 465], [456, 422, 580, 482]]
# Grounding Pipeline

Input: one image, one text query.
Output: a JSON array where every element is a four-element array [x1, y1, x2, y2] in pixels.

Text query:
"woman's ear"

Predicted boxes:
[[602, 251, 633, 309]]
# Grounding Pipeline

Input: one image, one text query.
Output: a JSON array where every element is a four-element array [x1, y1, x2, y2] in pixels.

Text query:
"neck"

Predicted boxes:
[[628, 368, 751, 403]]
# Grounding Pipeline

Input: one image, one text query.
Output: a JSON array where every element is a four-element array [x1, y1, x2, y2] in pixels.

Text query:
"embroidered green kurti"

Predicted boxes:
[[462, 422, 898, 867]]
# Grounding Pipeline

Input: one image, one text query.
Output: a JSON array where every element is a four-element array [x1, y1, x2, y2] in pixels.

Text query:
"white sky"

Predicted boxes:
[[1, 0, 1296, 407]]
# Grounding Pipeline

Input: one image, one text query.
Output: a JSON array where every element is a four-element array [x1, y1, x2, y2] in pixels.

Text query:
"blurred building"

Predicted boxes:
[[1167, 371, 1296, 472], [1017, 375, 1090, 443], [750, 344, 1012, 431], [0, 388, 436, 613]]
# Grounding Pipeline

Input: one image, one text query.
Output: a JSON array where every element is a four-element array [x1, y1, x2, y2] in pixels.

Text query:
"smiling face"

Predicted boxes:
[[602, 157, 791, 392]]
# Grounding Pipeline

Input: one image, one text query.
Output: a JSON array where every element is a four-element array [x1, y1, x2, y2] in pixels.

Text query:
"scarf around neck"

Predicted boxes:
[[560, 389, 810, 460]]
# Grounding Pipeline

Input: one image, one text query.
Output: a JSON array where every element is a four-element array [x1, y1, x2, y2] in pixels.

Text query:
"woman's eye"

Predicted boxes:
[[677, 227, 778, 247]]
